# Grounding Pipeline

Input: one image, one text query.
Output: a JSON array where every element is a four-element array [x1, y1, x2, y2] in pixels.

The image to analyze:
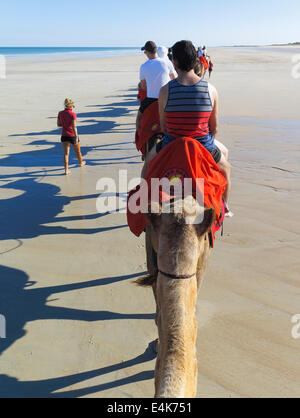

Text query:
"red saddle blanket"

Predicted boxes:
[[127, 137, 227, 247], [137, 86, 147, 104], [135, 101, 162, 157], [210, 199, 226, 247], [199, 56, 208, 70]]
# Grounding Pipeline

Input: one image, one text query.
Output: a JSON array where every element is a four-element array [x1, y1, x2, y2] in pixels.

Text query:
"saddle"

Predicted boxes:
[[135, 100, 163, 157], [199, 56, 209, 70], [127, 137, 227, 247], [137, 86, 147, 104]]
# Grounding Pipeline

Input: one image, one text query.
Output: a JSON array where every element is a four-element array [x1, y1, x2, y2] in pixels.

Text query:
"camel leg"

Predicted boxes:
[[154, 309, 162, 397], [146, 225, 157, 276], [145, 225, 159, 325], [196, 236, 211, 292], [145, 225, 163, 396]]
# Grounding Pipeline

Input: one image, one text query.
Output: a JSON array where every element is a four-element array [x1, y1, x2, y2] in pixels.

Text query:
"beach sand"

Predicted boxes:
[[0, 47, 299, 398]]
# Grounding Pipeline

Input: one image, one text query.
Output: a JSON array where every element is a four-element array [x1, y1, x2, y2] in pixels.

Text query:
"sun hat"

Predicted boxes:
[[157, 46, 168, 59]]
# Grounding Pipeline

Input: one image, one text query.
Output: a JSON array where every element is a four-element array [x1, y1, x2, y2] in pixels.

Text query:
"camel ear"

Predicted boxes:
[[195, 208, 216, 237], [146, 202, 162, 229]]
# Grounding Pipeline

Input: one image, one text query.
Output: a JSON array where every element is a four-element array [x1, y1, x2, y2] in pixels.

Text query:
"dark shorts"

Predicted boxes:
[[139, 97, 158, 114], [61, 136, 79, 145]]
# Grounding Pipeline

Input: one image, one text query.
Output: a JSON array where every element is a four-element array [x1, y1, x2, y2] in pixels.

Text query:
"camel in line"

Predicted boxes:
[[136, 197, 215, 398]]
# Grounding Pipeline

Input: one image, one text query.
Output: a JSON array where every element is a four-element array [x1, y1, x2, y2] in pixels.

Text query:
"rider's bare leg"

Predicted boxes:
[[217, 155, 234, 217], [141, 146, 158, 179], [215, 139, 229, 161]]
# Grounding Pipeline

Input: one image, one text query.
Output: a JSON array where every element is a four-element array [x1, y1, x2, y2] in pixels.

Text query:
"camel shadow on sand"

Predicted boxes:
[[0, 265, 155, 398], [0, 90, 154, 397], [0, 178, 128, 241], [0, 347, 155, 398]]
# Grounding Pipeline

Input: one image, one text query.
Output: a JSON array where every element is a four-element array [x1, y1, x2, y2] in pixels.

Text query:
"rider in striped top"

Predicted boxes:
[[164, 77, 216, 155], [142, 40, 233, 217]]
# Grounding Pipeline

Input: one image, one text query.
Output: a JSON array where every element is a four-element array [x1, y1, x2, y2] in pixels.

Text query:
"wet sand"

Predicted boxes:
[[0, 47, 299, 398]]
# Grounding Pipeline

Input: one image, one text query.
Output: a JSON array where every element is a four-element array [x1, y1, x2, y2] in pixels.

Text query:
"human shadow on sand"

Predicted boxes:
[[0, 139, 139, 180], [0, 178, 128, 241], [85, 99, 138, 110], [0, 264, 155, 398], [0, 265, 153, 358], [106, 93, 138, 99], [0, 343, 156, 398], [77, 107, 132, 119], [10, 119, 133, 137]]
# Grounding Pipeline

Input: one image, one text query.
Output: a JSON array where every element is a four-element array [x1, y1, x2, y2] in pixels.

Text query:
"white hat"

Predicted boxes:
[[157, 46, 168, 59]]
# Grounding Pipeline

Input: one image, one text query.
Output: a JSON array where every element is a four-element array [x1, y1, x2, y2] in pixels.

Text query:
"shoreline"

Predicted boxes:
[[2, 44, 299, 63], [0, 46, 140, 61], [3, 52, 141, 63]]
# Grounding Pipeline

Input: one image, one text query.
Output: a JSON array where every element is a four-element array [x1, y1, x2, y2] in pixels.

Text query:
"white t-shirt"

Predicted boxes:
[[140, 58, 174, 99], [165, 59, 177, 78]]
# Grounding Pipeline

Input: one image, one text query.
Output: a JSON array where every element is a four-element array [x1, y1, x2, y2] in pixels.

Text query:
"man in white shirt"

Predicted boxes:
[[136, 41, 176, 129]]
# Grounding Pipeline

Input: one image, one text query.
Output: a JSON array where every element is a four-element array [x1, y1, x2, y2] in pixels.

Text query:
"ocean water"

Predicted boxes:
[[0, 47, 140, 60], [233, 46, 300, 54]]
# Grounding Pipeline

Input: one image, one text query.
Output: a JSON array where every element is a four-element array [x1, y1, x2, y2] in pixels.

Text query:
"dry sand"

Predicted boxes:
[[0, 47, 299, 398]]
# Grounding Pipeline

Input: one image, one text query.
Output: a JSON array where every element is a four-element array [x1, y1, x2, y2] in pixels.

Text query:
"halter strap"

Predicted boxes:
[[158, 269, 196, 280]]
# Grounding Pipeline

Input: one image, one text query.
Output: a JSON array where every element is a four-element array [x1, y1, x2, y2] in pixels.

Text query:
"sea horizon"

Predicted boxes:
[[1, 44, 299, 61], [0, 46, 141, 60]]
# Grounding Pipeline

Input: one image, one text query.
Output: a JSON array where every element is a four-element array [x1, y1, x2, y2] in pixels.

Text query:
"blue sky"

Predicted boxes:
[[1, 0, 299, 47]]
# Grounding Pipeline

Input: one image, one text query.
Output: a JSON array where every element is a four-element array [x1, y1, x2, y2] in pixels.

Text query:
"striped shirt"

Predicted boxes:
[[165, 78, 213, 139]]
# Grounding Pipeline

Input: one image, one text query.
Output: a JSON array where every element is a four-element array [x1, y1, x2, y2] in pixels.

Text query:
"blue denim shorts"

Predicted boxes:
[[160, 133, 221, 163]]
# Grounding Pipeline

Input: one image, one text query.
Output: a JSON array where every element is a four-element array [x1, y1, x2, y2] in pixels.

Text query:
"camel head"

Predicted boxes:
[[147, 197, 215, 279]]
